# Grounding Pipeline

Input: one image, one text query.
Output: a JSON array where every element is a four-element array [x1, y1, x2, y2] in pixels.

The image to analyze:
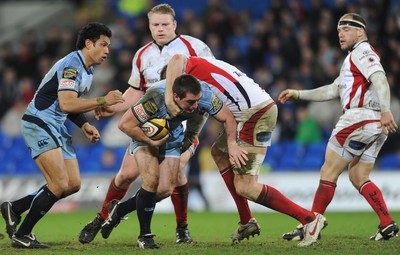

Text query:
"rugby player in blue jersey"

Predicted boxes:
[[0, 22, 124, 249], [100, 74, 247, 249]]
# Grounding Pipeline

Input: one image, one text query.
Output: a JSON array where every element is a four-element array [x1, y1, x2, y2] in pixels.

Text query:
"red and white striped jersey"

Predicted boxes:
[[128, 35, 213, 91], [185, 56, 271, 114], [339, 41, 385, 112]]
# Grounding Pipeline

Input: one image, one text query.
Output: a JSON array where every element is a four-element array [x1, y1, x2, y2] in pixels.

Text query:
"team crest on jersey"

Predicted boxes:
[[62, 67, 78, 80], [143, 99, 159, 115], [211, 93, 221, 111]]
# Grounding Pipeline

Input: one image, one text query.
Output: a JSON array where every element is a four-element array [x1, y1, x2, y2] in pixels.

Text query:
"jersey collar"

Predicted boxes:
[[349, 40, 368, 52], [153, 33, 179, 50]]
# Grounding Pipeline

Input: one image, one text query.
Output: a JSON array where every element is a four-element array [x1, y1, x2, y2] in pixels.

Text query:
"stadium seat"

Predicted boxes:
[[299, 142, 326, 171], [16, 161, 38, 175], [378, 153, 400, 170], [0, 131, 13, 150], [263, 142, 284, 169]]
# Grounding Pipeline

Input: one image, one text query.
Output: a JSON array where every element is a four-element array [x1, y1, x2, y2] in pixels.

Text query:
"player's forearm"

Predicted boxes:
[[61, 97, 108, 113], [298, 80, 340, 102], [118, 110, 152, 144], [224, 117, 239, 147], [119, 124, 151, 143], [166, 54, 186, 102], [370, 71, 391, 113], [108, 87, 143, 113]]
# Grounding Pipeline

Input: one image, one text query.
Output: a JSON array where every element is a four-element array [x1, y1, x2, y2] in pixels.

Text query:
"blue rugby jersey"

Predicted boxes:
[[131, 79, 223, 139], [25, 50, 94, 125]]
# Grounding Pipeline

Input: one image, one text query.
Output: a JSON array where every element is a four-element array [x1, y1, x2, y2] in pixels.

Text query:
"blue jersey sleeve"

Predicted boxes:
[[197, 83, 223, 116], [131, 83, 168, 123]]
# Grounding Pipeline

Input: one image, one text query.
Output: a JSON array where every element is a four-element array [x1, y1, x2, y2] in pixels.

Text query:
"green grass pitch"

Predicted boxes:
[[0, 211, 398, 254]]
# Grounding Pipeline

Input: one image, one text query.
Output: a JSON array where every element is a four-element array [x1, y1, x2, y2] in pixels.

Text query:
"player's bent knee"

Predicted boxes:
[[156, 190, 171, 201], [116, 171, 138, 185], [68, 183, 81, 195]]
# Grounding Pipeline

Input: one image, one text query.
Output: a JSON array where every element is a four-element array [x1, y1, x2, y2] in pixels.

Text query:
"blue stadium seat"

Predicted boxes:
[[0, 131, 13, 150], [16, 161, 38, 175], [113, 146, 127, 163], [378, 153, 400, 170], [272, 141, 304, 171], [299, 142, 326, 170], [263, 142, 284, 169]]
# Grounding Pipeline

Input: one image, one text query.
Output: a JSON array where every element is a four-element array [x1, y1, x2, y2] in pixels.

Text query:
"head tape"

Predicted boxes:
[[338, 19, 366, 29]]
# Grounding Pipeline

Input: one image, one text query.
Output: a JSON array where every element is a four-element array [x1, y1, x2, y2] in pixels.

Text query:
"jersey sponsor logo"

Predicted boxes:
[[37, 138, 50, 148], [62, 67, 77, 80], [367, 62, 380, 69], [256, 131, 271, 143], [143, 99, 159, 116], [211, 93, 222, 111], [233, 70, 246, 77], [133, 104, 150, 122], [59, 79, 75, 89], [359, 51, 377, 61], [367, 100, 380, 109]]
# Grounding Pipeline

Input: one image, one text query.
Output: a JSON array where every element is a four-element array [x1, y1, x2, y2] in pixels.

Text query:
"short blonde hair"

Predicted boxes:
[[147, 3, 175, 20]]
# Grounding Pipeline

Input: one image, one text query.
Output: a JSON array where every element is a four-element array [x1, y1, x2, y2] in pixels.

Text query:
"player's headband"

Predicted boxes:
[[337, 19, 366, 29]]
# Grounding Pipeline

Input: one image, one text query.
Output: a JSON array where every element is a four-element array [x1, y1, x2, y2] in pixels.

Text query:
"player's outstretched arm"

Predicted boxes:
[[279, 77, 340, 104], [95, 87, 143, 119], [59, 89, 125, 114]]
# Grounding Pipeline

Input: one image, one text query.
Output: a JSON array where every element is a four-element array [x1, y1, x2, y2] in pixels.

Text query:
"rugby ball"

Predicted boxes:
[[141, 119, 169, 140]]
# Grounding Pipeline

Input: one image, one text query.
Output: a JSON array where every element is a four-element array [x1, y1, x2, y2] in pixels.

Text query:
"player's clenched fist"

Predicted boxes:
[[98, 90, 125, 106]]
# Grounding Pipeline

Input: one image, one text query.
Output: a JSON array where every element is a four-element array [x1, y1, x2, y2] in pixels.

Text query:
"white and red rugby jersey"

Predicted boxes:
[[185, 56, 271, 114], [339, 41, 385, 112], [128, 35, 213, 91]]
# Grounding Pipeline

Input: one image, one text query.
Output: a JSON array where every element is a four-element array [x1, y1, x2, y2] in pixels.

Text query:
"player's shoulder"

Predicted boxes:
[[58, 51, 81, 68], [179, 34, 201, 41], [352, 42, 379, 61], [134, 42, 156, 58], [199, 82, 218, 102], [179, 35, 208, 47], [53, 51, 87, 77]]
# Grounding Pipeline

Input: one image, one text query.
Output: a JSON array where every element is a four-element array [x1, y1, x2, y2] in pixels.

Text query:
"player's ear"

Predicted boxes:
[[172, 20, 177, 30], [357, 28, 364, 37], [85, 39, 93, 49], [173, 92, 179, 102]]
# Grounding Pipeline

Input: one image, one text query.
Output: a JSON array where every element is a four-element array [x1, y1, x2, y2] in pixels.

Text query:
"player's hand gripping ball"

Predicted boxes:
[[141, 119, 169, 140]]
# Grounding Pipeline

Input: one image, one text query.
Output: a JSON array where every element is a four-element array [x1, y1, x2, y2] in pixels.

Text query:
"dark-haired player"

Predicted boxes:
[[80, 3, 259, 245], [165, 54, 327, 247], [0, 22, 124, 248], [102, 74, 247, 248]]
